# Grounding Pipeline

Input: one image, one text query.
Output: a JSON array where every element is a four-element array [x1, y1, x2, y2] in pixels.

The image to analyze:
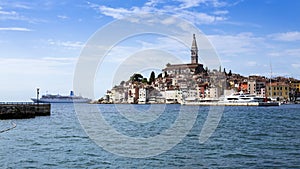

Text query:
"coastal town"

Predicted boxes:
[[98, 34, 300, 105]]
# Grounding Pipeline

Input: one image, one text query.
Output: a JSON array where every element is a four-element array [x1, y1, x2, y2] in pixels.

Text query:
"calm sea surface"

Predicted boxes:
[[0, 104, 299, 168]]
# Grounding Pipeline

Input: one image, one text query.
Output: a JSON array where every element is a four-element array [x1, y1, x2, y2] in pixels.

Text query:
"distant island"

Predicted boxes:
[[97, 34, 300, 104]]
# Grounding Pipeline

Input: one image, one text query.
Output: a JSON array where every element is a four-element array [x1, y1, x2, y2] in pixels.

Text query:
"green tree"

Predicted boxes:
[[223, 68, 227, 76], [228, 70, 232, 76], [142, 78, 148, 84], [130, 73, 143, 82], [120, 81, 125, 86], [157, 73, 162, 78], [149, 71, 155, 84], [164, 72, 168, 77]]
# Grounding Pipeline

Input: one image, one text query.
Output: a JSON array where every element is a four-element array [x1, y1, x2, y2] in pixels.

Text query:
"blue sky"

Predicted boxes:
[[0, 0, 300, 101]]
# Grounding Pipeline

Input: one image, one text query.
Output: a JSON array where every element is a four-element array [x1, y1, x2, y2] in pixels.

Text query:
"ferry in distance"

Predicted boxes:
[[31, 91, 91, 103]]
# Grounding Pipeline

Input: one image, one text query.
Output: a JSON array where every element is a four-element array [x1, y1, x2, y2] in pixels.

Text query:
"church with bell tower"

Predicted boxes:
[[191, 34, 198, 64], [162, 34, 205, 76]]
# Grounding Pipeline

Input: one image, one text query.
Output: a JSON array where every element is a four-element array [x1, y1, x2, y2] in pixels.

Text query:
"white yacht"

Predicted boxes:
[[220, 93, 265, 103]]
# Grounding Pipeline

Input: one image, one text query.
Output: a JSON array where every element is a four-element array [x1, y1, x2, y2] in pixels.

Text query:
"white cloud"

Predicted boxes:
[[93, 0, 228, 25], [246, 61, 257, 67], [207, 32, 266, 56], [285, 49, 300, 57], [0, 7, 21, 20], [0, 10, 17, 15], [267, 48, 300, 58], [145, 0, 161, 7], [175, 0, 227, 8], [47, 39, 84, 49], [0, 27, 32, 31], [292, 63, 300, 69], [210, 0, 228, 7], [98, 6, 132, 19], [175, 10, 226, 25], [205, 32, 300, 79], [213, 10, 229, 15], [0, 1, 31, 9], [0, 57, 76, 80], [269, 31, 300, 41], [176, 0, 207, 9], [0, 5, 42, 23], [57, 15, 69, 19]]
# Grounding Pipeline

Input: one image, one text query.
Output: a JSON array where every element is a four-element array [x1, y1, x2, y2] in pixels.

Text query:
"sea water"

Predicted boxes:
[[0, 104, 299, 168]]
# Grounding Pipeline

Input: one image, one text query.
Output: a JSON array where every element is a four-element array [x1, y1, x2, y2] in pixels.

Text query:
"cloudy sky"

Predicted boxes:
[[0, 0, 299, 101]]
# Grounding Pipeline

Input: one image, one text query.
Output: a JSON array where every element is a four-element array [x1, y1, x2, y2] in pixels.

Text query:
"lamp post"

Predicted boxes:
[[37, 88, 40, 105]]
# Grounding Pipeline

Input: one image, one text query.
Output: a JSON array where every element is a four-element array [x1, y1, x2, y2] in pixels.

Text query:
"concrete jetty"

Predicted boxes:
[[0, 102, 51, 119]]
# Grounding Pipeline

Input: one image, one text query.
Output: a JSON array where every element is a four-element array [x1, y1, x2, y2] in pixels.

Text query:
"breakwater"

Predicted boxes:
[[0, 103, 51, 119]]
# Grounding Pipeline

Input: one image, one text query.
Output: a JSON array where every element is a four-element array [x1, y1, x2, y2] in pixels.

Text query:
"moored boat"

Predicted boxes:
[[220, 93, 265, 103]]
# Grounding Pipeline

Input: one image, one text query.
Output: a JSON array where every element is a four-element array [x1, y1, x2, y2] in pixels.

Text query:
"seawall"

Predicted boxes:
[[0, 103, 51, 119]]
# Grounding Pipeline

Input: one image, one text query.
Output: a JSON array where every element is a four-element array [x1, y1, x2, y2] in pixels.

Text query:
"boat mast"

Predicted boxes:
[[270, 61, 272, 99]]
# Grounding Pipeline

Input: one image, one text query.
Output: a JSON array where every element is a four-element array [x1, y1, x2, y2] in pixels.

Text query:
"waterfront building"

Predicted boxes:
[[290, 80, 300, 92], [239, 81, 248, 92], [248, 75, 266, 95], [138, 87, 148, 104], [197, 84, 208, 98], [266, 82, 290, 101], [260, 88, 266, 97], [224, 89, 236, 96], [110, 86, 128, 103], [128, 84, 139, 104], [205, 87, 220, 99], [165, 89, 182, 104]]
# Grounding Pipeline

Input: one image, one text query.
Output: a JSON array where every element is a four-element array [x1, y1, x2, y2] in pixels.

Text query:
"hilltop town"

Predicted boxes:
[[98, 34, 300, 104]]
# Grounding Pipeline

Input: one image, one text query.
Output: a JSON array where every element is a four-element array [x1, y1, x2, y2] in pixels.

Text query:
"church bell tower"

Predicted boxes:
[[191, 34, 198, 64]]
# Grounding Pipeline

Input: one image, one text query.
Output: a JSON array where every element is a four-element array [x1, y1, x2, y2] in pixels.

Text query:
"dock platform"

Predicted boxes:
[[0, 102, 51, 119]]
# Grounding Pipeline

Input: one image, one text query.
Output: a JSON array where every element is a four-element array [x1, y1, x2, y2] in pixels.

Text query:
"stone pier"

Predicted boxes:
[[0, 103, 51, 119]]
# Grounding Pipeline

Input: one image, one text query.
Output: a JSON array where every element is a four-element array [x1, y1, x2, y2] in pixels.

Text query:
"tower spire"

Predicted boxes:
[[191, 34, 198, 64]]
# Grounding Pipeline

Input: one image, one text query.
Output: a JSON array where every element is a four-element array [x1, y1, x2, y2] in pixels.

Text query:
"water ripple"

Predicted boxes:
[[0, 104, 299, 168]]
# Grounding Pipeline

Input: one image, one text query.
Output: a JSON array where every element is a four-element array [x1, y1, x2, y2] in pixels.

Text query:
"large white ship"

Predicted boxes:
[[31, 91, 91, 103]]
